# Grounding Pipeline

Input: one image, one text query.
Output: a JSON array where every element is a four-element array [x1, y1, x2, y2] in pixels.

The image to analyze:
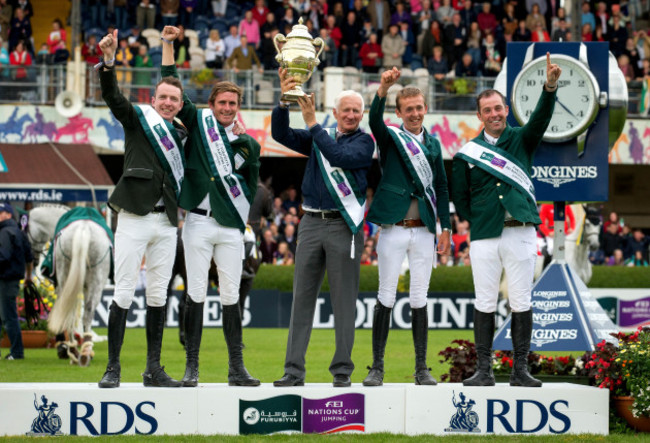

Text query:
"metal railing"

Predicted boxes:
[[0, 64, 647, 116]]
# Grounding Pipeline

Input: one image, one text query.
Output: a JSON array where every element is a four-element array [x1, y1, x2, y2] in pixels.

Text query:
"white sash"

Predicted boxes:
[[457, 140, 536, 204], [134, 104, 185, 197], [314, 128, 366, 235], [198, 109, 250, 226], [386, 126, 438, 221]]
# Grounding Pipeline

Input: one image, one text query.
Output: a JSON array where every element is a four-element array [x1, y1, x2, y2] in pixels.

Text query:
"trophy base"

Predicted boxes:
[[281, 87, 307, 102]]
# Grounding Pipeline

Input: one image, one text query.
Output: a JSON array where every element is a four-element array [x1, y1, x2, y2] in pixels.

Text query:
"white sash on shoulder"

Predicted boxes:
[[134, 104, 185, 197], [314, 128, 366, 235], [386, 126, 438, 221], [456, 140, 536, 204], [198, 109, 250, 227]]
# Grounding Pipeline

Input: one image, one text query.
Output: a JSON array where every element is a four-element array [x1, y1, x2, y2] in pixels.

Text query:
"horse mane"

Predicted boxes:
[[32, 203, 71, 213]]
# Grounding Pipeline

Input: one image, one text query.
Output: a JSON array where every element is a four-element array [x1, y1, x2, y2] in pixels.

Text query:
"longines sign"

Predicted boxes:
[[92, 291, 509, 330]]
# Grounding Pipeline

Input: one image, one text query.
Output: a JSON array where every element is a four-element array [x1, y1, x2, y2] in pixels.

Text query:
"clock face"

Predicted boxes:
[[511, 54, 600, 143]]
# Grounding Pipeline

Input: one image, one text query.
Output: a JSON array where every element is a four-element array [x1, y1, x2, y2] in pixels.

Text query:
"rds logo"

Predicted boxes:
[[69, 401, 158, 435], [486, 399, 571, 434]]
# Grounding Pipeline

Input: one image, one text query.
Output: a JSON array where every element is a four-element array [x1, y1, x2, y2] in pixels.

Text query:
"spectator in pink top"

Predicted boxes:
[[239, 9, 261, 49]]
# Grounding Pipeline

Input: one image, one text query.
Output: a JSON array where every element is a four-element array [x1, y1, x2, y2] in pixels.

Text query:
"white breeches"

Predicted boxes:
[[113, 211, 177, 309], [182, 211, 244, 305], [469, 225, 537, 313], [377, 225, 436, 309]]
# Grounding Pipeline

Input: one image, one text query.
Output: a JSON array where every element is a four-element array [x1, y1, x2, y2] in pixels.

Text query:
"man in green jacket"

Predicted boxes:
[[97, 29, 186, 389], [364, 67, 451, 387], [451, 52, 561, 388], [161, 26, 261, 387]]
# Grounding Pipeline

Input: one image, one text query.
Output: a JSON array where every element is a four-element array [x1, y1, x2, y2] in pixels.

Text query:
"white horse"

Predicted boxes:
[[27, 205, 70, 271], [47, 220, 112, 366]]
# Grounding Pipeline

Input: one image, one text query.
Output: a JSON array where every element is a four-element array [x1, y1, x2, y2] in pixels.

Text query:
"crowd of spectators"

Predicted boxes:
[[595, 211, 650, 267], [2, 0, 650, 91]]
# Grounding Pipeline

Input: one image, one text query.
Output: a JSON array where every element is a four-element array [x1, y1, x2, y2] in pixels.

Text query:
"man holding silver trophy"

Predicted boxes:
[[270, 68, 374, 387]]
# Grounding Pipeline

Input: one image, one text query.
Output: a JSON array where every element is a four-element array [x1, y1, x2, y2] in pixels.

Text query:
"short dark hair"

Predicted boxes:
[[208, 81, 242, 107], [476, 89, 506, 112], [155, 76, 184, 97], [396, 87, 426, 111]]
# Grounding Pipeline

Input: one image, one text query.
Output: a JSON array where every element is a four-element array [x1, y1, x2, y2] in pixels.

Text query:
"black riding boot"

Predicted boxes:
[[178, 291, 187, 347], [222, 304, 260, 386], [510, 309, 542, 387], [363, 302, 392, 386], [98, 302, 128, 388], [463, 308, 496, 386], [142, 305, 182, 387], [181, 298, 204, 387], [412, 307, 436, 385]]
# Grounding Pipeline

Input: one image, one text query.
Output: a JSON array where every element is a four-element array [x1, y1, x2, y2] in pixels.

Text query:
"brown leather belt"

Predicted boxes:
[[395, 219, 425, 228], [503, 219, 530, 228]]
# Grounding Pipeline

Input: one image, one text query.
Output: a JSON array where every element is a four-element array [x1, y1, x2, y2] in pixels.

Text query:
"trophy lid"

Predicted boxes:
[[286, 17, 314, 40]]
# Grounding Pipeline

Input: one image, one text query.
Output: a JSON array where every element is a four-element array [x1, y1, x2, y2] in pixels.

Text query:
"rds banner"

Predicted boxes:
[[0, 384, 607, 436]]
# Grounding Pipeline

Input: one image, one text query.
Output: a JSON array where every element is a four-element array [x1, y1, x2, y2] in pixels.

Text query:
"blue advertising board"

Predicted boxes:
[[505, 42, 610, 202]]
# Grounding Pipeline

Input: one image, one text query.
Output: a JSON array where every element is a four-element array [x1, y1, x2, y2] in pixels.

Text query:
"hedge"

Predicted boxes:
[[252, 264, 649, 293]]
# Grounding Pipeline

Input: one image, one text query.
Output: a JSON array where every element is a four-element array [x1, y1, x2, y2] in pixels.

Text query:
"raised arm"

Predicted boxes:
[[370, 67, 401, 159], [270, 68, 314, 156], [98, 29, 137, 129], [521, 52, 561, 149], [160, 25, 196, 125]]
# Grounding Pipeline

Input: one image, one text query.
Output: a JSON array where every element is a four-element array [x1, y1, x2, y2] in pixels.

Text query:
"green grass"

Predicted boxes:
[[0, 329, 472, 384]]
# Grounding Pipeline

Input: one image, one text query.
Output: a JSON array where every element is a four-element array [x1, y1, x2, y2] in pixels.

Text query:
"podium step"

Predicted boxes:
[[0, 382, 608, 436]]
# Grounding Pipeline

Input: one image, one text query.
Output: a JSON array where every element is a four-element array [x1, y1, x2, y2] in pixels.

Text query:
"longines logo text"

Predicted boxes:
[[533, 313, 573, 327], [532, 166, 598, 187], [533, 291, 567, 300], [508, 328, 578, 346], [531, 300, 571, 312]]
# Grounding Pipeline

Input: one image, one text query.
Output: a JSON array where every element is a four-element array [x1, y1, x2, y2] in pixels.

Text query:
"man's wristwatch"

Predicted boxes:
[[278, 100, 291, 109], [442, 228, 452, 233]]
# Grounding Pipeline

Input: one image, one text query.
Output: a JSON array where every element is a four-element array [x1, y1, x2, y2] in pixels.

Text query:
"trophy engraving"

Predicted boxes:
[[273, 17, 324, 102]]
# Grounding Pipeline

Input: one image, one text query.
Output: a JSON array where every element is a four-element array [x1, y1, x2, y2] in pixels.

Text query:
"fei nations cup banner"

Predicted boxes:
[[1, 105, 649, 164]]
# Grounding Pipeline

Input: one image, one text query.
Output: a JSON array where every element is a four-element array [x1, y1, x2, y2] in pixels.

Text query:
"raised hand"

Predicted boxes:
[[546, 52, 561, 88], [99, 29, 118, 59], [378, 66, 401, 97], [296, 93, 317, 128], [161, 26, 181, 42], [278, 67, 298, 95]]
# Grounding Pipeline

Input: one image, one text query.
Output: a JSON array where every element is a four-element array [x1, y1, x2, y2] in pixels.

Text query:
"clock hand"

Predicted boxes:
[[555, 96, 577, 119]]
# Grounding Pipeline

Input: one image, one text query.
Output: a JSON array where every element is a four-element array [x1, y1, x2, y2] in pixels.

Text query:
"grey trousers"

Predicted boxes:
[[283, 214, 363, 378]]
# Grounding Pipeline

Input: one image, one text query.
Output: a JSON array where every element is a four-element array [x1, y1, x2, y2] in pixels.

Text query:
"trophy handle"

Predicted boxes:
[[313, 37, 325, 61], [273, 33, 286, 57]]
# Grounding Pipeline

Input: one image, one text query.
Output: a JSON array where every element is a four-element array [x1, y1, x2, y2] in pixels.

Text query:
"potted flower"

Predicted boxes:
[[587, 327, 650, 432], [0, 279, 56, 348]]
